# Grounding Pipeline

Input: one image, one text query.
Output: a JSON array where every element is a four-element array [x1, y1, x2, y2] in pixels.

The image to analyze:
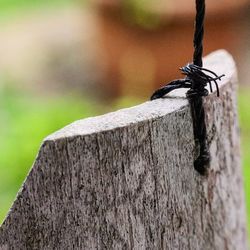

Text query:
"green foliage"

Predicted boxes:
[[122, 0, 161, 29], [0, 84, 99, 222], [238, 88, 250, 234], [0, 0, 80, 22], [0, 0, 73, 11]]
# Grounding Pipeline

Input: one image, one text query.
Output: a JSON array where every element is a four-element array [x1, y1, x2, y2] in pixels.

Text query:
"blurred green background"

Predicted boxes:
[[0, 0, 249, 238]]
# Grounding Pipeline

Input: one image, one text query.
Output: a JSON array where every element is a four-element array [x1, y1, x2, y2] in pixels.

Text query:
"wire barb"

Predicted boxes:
[[150, 64, 225, 100]]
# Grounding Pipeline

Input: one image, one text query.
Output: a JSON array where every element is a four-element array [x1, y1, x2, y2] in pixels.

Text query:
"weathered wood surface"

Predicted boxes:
[[0, 50, 248, 250]]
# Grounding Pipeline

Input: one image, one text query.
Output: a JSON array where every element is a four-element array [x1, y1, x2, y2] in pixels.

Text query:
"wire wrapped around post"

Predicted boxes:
[[150, 0, 225, 175], [187, 0, 209, 175]]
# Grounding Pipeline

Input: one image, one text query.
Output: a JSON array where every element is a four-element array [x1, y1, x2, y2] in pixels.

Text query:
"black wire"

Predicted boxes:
[[193, 0, 205, 68], [188, 0, 209, 175], [150, 0, 225, 175]]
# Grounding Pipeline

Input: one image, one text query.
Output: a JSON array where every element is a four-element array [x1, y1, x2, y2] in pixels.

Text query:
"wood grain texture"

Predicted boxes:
[[0, 50, 247, 250]]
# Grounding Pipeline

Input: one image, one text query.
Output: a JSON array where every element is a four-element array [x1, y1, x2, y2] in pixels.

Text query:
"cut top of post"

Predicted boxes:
[[47, 50, 235, 142]]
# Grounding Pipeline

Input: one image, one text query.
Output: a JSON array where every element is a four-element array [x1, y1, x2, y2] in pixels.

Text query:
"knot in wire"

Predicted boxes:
[[150, 63, 225, 101], [181, 63, 224, 98], [150, 64, 225, 175], [182, 64, 224, 175]]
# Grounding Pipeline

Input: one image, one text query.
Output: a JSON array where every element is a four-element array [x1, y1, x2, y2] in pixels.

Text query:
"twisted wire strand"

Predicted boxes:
[[151, 64, 224, 100], [193, 0, 205, 67], [150, 0, 225, 175], [190, 0, 210, 174]]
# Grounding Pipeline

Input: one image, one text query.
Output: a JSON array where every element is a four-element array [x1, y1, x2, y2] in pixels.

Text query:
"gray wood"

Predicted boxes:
[[0, 50, 247, 250]]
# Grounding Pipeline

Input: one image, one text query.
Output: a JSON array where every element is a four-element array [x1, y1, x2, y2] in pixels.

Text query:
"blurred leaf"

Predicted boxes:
[[0, 85, 100, 223]]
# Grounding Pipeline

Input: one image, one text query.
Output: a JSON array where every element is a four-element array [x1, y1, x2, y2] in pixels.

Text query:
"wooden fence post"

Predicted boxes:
[[0, 50, 248, 249]]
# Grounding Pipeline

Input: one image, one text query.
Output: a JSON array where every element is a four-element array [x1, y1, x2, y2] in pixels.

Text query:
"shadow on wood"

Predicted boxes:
[[0, 50, 248, 249]]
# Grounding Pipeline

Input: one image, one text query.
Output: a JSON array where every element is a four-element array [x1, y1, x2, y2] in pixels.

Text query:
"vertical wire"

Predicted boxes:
[[188, 0, 209, 175], [150, 0, 224, 175], [193, 0, 205, 67]]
